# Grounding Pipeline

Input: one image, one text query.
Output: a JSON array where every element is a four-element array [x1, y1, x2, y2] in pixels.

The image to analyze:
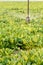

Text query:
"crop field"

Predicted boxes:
[[0, 2, 43, 65]]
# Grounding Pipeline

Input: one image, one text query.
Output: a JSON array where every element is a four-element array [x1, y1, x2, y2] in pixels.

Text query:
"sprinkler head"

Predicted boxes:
[[26, 16, 30, 22]]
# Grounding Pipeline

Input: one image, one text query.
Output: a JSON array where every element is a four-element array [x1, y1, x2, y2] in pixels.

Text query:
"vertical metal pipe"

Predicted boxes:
[[27, 0, 29, 17], [26, 0, 30, 22]]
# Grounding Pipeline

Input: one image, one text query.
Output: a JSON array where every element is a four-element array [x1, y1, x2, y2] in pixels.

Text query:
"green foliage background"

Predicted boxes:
[[0, 2, 43, 65]]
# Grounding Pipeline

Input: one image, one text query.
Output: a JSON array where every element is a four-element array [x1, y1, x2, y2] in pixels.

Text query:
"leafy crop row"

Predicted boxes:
[[0, 2, 43, 65], [0, 48, 43, 65]]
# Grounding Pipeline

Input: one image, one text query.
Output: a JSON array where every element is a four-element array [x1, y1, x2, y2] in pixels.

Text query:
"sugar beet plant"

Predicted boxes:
[[0, 2, 43, 65]]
